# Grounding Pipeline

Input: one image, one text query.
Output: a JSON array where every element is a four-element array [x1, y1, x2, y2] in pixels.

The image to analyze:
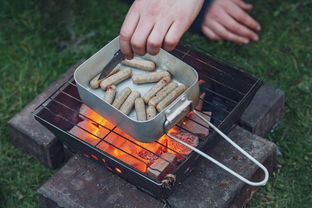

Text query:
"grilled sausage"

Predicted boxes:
[[156, 85, 187, 112], [89, 67, 120, 88], [104, 85, 116, 104], [112, 87, 132, 109], [146, 105, 157, 120], [148, 82, 178, 106], [100, 68, 132, 90], [120, 91, 141, 115], [122, 58, 156, 71], [143, 76, 171, 104], [135, 97, 146, 121], [132, 71, 170, 84]]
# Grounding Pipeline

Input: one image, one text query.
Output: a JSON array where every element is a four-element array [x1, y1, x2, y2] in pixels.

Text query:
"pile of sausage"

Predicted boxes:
[[89, 58, 186, 121]]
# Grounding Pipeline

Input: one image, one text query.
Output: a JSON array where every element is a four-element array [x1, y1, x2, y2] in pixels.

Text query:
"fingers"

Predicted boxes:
[[130, 19, 154, 56], [119, 10, 140, 59], [120, 0, 202, 56], [163, 22, 185, 51], [147, 22, 172, 55], [225, 3, 261, 31], [201, 26, 222, 41], [216, 9, 258, 41], [232, 0, 253, 11], [146, 20, 173, 55], [208, 20, 250, 44]]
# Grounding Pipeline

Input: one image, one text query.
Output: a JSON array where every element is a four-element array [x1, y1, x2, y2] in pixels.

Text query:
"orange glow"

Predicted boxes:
[[72, 106, 197, 174], [115, 167, 122, 174], [91, 154, 98, 160]]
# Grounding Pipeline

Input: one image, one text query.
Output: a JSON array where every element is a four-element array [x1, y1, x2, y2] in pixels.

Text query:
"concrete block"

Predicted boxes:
[[37, 126, 276, 208], [240, 85, 285, 137], [7, 60, 85, 168]]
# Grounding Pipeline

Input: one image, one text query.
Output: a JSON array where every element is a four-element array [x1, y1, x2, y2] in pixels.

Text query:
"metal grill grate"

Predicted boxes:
[[33, 77, 217, 175], [33, 44, 262, 198]]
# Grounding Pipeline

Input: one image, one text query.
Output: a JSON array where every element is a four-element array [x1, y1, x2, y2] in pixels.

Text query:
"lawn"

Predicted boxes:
[[0, 0, 311, 207]]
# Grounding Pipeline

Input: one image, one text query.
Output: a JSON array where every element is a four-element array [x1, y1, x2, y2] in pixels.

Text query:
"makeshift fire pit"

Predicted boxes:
[[32, 44, 264, 199]]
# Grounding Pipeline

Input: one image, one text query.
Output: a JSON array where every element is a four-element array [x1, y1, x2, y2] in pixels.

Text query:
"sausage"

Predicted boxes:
[[132, 71, 170, 84], [112, 87, 132, 109], [148, 82, 178, 106], [89, 67, 120, 88], [156, 85, 187, 112], [143, 76, 171, 104], [100, 68, 132, 90], [122, 58, 156, 71], [120, 91, 141, 115], [104, 85, 116, 104], [146, 105, 157, 120], [135, 98, 146, 121]]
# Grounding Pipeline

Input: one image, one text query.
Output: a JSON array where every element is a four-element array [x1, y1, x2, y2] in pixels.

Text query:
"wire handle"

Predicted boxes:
[[166, 110, 269, 186]]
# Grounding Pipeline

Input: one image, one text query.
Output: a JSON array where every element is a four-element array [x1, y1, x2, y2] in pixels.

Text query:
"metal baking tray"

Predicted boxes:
[[74, 36, 200, 143]]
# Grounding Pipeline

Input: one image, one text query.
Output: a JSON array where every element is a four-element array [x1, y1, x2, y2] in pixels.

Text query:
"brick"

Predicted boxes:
[[38, 156, 163, 208], [7, 60, 85, 168], [37, 126, 276, 208], [240, 85, 285, 137], [147, 152, 177, 180]]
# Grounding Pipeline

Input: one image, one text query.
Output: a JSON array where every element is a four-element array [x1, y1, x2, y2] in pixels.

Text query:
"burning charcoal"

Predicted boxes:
[[78, 104, 115, 129], [96, 132, 127, 153], [167, 131, 199, 160], [195, 92, 206, 111], [96, 129, 149, 173], [138, 149, 164, 165], [79, 104, 92, 119], [120, 140, 141, 155], [147, 152, 177, 180], [181, 111, 212, 137], [69, 120, 109, 146]]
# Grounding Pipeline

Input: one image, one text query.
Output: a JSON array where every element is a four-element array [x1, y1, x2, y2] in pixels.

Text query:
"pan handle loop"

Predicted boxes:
[[165, 110, 269, 186]]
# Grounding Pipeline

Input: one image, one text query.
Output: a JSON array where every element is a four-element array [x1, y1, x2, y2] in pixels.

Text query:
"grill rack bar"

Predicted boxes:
[[42, 91, 182, 172], [174, 45, 254, 90], [32, 43, 263, 198], [32, 45, 260, 181], [61, 81, 196, 157], [65, 79, 218, 133], [33, 76, 222, 176]]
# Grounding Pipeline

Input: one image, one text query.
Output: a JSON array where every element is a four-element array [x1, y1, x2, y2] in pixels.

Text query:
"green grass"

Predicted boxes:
[[0, 0, 311, 207]]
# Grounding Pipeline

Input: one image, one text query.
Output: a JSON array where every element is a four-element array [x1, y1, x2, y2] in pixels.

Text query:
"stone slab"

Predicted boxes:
[[240, 85, 285, 137], [7, 60, 85, 168], [37, 126, 276, 208]]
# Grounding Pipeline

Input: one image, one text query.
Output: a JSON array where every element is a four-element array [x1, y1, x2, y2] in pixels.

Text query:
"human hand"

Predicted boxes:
[[201, 0, 261, 44], [119, 0, 204, 59]]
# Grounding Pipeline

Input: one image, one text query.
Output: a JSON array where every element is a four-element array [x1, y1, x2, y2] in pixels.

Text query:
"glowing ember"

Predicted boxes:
[[167, 132, 199, 160], [69, 120, 109, 145], [70, 105, 208, 176]]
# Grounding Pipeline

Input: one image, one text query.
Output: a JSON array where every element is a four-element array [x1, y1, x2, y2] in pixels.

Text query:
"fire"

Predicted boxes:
[[71, 105, 198, 174]]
